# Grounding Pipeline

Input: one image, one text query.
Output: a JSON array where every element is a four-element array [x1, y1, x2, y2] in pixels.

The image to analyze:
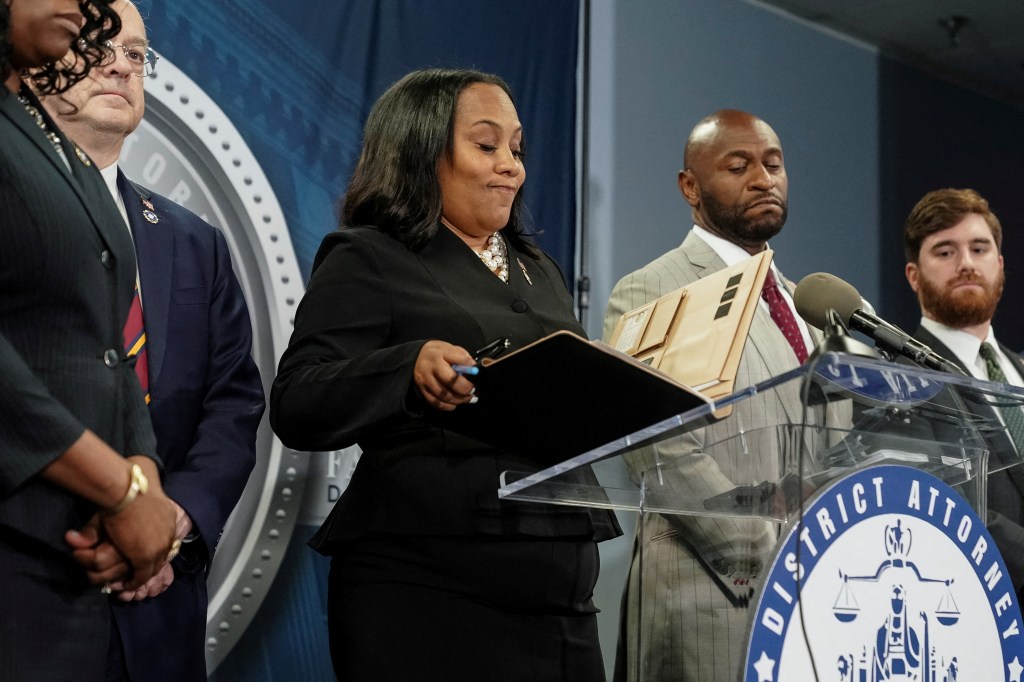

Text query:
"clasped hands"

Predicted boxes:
[[66, 458, 188, 601]]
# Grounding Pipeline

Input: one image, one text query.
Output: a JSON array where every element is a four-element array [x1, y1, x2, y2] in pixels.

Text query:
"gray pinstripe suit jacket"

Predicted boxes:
[[604, 230, 846, 682]]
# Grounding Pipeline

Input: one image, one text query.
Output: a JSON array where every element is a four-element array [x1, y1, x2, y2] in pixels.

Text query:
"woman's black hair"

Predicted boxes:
[[341, 67, 538, 257], [1, 0, 122, 95]]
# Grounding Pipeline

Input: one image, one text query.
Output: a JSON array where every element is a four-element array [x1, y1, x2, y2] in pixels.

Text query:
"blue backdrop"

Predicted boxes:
[[136, 0, 580, 282], [131, 1, 580, 678]]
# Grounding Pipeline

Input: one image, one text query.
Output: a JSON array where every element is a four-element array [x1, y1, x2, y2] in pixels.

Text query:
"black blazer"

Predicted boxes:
[[0, 88, 156, 550], [913, 325, 1024, 595], [271, 225, 619, 550]]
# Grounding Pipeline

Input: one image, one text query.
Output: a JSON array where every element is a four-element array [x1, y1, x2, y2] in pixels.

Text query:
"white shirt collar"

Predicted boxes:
[[690, 223, 788, 282], [691, 224, 763, 268], [99, 163, 130, 229], [99, 163, 119, 200]]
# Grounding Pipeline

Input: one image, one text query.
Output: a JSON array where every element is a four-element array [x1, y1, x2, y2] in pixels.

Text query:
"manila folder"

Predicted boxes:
[[606, 250, 773, 414]]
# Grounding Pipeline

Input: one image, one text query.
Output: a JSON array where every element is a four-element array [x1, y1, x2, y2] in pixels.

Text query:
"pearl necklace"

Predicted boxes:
[[478, 233, 509, 283]]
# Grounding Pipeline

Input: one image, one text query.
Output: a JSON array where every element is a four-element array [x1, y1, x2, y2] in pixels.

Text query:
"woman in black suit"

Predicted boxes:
[[0, 2, 177, 678], [271, 68, 619, 681]]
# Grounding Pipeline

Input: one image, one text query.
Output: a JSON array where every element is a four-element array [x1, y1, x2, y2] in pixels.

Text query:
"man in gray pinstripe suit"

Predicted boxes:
[[604, 110, 838, 681]]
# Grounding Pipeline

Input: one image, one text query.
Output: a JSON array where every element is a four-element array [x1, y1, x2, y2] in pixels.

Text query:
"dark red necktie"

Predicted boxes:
[[761, 270, 808, 364], [123, 285, 150, 403]]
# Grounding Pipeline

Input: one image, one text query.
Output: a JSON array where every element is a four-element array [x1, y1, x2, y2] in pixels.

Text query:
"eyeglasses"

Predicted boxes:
[[103, 41, 159, 78]]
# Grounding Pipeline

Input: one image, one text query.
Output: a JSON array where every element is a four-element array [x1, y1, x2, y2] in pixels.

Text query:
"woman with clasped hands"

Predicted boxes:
[[271, 68, 620, 681], [0, 2, 177, 677]]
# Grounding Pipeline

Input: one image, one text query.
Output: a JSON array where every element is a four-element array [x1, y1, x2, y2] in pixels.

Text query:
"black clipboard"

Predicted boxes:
[[442, 330, 711, 464]]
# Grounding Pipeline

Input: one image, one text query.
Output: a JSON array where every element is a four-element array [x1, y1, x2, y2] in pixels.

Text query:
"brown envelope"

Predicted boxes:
[[608, 250, 773, 417]]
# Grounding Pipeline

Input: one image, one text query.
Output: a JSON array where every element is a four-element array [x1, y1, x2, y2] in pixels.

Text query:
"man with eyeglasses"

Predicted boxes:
[[41, 2, 264, 680]]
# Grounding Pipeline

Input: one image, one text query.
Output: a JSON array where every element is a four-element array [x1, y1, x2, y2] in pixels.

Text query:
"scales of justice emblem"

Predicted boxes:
[[744, 465, 1024, 682], [831, 519, 962, 681]]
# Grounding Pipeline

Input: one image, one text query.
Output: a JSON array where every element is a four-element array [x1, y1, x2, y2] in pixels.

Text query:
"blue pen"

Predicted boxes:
[[451, 364, 479, 376]]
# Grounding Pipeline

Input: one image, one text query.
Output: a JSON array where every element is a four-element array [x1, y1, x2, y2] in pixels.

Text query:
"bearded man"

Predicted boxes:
[[603, 110, 848, 682], [904, 187, 1024, 601]]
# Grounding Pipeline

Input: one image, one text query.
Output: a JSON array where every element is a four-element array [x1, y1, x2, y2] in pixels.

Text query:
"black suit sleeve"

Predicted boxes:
[[271, 231, 427, 451]]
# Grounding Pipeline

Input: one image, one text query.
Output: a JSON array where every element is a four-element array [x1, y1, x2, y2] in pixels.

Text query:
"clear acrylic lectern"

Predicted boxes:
[[498, 352, 1024, 680]]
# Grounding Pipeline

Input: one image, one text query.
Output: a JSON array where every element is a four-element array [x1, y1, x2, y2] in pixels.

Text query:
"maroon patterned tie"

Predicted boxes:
[[761, 270, 808, 364], [123, 285, 150, 403]]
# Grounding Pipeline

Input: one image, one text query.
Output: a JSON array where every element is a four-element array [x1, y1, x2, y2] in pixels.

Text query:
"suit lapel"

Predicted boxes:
[[0, 89, 127, 254], [678, 231, 721, 279], [999, 343, 1024, 385], [745, 294, 804, 424], [118, 171, 172, 387], [417, 224, 520, 317], [0, 88, 73, 181]]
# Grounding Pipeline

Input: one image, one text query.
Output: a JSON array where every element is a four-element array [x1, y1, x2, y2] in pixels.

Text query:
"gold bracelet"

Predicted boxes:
[[167, 538, 182, 562], [107, 463, 149, 515]]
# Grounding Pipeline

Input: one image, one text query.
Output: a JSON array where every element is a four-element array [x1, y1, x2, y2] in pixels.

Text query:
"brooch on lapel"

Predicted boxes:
[[141, 198, 159, 224], [517, 258, 533, 285]]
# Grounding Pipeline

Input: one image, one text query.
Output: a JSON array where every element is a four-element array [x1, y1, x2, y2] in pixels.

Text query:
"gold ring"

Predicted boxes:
[[166, 538, 182, 562]]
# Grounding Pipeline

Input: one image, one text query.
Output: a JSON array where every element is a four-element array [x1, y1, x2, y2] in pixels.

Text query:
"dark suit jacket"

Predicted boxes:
[[271, 225, 619, 549], [0, 88, 156, 678], [0, 90, 156, 549], [110, 173, 265, 682], [911, 325, 1024, 597]]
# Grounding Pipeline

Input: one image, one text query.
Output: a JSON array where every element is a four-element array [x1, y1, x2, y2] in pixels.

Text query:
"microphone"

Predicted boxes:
[[793, 272, 963, 374]]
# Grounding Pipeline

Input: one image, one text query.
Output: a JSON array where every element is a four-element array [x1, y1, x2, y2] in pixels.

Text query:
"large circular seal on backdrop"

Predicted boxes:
[[118, 54, 308, 672]]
